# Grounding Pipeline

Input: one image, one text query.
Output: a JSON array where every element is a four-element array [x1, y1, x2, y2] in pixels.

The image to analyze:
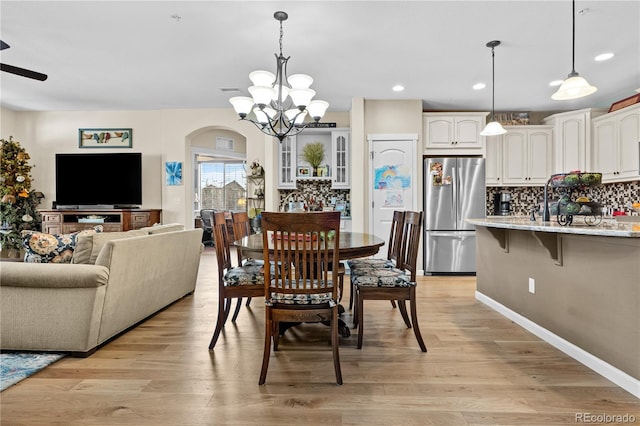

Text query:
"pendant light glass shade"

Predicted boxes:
[[480, 121, 507, 136], [551, 73, 597, 100], [480, 40, 507, 137], [552, 0, 597, 100]]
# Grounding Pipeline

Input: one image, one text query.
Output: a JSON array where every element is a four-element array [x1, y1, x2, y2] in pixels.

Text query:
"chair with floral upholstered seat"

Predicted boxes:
[[229, 211, 261, 320], [258, 211, 343, 385], [351, 211, 426, 352], [208, 212, 264, 350], [347, 210, 405, 310]]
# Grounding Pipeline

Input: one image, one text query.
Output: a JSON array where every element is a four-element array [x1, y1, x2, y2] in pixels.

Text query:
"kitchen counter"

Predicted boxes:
[[467, 216, 640, 238], [470, 216, 640, 398]]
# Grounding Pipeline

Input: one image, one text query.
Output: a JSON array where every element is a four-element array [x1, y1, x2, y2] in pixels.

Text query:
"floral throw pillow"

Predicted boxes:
[[21, 225, 103, 263]]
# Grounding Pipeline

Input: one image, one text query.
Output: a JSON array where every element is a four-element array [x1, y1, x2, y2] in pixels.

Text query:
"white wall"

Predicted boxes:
[[0, 107, 269, 227], [0, 107, 356, 228], [349, 99, 424, 232]]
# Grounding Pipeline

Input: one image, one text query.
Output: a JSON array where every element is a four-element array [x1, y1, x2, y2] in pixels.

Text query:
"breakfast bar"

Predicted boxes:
[[467, 217, 640, 397]]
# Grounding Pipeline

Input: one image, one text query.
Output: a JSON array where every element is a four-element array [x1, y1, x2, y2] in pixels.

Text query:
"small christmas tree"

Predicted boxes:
[[0, 136, 42, 255]]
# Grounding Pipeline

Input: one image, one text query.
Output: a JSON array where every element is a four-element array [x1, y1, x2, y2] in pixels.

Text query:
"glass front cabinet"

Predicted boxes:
[[277, 129, 351, 189]]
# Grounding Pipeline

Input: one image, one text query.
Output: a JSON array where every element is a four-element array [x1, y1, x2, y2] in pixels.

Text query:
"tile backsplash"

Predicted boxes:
[[487, 180, 640, 216], [278, 180, 350, 213]]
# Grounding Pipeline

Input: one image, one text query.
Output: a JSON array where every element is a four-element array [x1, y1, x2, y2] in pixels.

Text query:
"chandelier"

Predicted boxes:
[[229, 11, 329, 142]]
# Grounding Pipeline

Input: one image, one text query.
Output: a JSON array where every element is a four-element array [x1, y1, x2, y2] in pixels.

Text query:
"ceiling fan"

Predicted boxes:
[[0, 40, 48, 81]]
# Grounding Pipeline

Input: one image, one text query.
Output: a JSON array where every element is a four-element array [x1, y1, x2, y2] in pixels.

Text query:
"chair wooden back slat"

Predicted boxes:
[[397, 211, 423, 281], [261, 212, 341, 301], [388, 210, 406, 264], [213, 212, 232, 274], [231, 211, 252, 265]]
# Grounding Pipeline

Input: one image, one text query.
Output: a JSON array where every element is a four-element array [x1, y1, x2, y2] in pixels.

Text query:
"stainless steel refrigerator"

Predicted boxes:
[[424, 157, 486, 274]]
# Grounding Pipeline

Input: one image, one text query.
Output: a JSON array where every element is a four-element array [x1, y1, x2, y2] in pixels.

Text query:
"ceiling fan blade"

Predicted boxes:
[[0, 40, 9, 51], [1, 63, 48, 81]]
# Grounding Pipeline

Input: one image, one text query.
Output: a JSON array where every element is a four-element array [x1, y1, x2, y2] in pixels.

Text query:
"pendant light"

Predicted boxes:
[[552, 0, 597, 100], [480, 40, 507, 137]]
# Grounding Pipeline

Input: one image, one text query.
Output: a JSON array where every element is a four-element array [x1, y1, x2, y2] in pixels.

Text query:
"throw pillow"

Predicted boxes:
[[21, 226, 103, 263]]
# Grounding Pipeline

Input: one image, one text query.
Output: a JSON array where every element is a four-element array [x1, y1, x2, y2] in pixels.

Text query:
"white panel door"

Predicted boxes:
[[368, 135, 418, 259]]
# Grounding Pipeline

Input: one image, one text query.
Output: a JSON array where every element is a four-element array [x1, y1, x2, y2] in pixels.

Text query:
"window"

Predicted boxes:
[[195, 159, 246, 213]]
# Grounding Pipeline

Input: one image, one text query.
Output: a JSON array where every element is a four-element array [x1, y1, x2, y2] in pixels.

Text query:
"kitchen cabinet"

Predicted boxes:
[[277, 128, 351, 189], [484, 135, 503, 186], [331, 130, 350, 188], [277, 136, 297, 188], [543, 108, 606, 174], [591, 104, 640, 183], [423, 112, 488, 151], [501, 126, 553, 185]]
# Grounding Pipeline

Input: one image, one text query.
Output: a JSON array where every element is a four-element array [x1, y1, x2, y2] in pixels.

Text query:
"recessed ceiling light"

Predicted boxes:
[[392, 85, 405, 92], [636, 88, 640, 93], [549, 80, 564, 87], [594, 52, 614, 61], [473, 83, 486, 90]]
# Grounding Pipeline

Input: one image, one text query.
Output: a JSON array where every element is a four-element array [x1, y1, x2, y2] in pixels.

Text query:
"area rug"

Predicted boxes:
[[0, 352, 65, 391]]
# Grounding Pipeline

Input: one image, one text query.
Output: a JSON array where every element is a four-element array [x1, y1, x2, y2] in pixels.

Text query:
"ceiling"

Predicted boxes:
[[1, 1, 639, 114]]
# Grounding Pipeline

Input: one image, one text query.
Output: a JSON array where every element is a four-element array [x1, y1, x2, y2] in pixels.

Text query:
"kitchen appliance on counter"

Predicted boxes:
[[424, 157, 485, 274], [493, 191, 512, 215]]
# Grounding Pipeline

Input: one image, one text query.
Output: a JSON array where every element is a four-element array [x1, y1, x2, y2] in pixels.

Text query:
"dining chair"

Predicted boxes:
[[208, 212, 264, 350], [347, 210, 405, 310], [230, 211, 260, 317], [351, 211, 427, 352], [258, 211, 343, 385]]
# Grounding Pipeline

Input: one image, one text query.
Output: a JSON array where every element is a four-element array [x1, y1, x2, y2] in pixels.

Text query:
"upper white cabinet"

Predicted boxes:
[[591, 104, 640, 183], [543, 108, 606, 174], [277, 128, 351, 189], [484, 135, 503, 186], [501, 126, 553, 185], [423, 112, 488, 151], [331, 130, 350, 188], [278, 136, 297, 189]]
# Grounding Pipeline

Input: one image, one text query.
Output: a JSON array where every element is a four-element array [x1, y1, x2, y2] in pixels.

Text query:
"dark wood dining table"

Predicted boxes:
[[233, 231, 385, 337], [233, 231, 385, 262]]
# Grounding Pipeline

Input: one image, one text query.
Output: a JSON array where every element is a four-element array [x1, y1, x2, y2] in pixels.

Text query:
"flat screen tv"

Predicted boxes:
[[55, 152, 142, 208]]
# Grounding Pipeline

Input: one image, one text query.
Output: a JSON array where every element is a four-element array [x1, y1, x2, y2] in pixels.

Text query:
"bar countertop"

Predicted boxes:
[[466, 216, 640, 238]]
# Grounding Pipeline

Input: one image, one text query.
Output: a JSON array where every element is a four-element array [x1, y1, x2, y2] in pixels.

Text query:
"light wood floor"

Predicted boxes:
[[2, 247, 638, 425]]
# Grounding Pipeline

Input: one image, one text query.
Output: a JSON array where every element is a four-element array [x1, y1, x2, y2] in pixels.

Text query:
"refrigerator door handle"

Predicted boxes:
[[451, 166, 457, 224], [430, 232, 464, 238]]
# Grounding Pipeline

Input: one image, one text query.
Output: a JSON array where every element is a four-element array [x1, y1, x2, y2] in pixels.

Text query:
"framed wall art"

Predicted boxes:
[[297, 166, 311, 176], [79, 128, 132, 148], [165, 161, 183, 186]]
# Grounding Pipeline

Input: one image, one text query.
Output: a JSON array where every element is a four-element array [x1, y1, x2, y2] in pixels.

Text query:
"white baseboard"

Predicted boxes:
[[475, 291, 640, 399]]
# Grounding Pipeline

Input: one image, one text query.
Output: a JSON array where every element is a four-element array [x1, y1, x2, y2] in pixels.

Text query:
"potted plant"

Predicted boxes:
[[302, 142, 325, 177]]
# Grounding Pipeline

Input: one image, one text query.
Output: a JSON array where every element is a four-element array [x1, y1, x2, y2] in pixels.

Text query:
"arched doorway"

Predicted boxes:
[[186, 127, 248, 226]]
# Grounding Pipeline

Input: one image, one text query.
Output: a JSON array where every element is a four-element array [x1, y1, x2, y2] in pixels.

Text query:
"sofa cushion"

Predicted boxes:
[[72, 229, 148, 265], [22, 226, 103, 264], [140, 223, 184, 234]]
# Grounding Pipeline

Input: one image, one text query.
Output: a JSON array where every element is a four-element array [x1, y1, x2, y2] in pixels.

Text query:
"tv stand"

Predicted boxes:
[[40, 209, 162, 234]]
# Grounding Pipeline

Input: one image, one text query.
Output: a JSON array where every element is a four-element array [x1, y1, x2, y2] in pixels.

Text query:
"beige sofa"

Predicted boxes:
[[0, 224, 203, 356]]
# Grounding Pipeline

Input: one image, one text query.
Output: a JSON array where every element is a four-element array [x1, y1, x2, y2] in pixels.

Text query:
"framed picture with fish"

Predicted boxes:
[[79, 128, 132, 148]]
